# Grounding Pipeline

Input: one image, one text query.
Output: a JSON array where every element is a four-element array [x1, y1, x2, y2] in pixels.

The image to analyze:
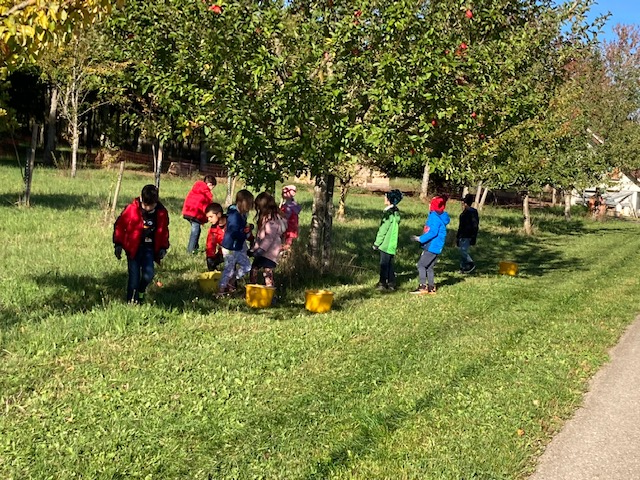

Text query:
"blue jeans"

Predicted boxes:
[[127, 247, 155, 302], [459, 238, 474, 270], [187, 220, 202, 253]]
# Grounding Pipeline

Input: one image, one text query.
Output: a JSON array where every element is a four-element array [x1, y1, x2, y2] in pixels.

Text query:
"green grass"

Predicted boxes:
[[1, 163, 640, 479]]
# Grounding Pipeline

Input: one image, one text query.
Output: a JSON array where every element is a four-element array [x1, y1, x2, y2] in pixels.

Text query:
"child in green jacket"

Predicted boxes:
[[372, 189, 403, 291]]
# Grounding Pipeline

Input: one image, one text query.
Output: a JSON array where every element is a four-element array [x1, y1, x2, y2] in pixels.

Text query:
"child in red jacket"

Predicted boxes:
[[113, 184, 170, 304], [182, 175, 216, 254], [205, 202, 226, 271]]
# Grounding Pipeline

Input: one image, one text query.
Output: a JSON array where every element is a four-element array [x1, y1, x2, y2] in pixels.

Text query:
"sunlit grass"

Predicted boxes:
[[1, 163, 639, 479]]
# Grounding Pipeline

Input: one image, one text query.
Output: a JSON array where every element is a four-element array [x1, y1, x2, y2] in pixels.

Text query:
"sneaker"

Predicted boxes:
[[410, 284, 428, 295], [138, 292, 146, 305], [375, 283, 388, 291], [387, 284, 396, 291], [427, 285, 437, 295], [465, 263, 476, 273]]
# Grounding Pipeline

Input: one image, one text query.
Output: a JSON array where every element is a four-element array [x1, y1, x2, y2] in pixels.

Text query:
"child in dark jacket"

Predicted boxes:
[[205, 202, 226, 271], [218, 189, 255, 294], [113, 184, 170, 304], [410, 195, 450, 295], [372, 189, 403, 291], [456, 194, 479, 273]]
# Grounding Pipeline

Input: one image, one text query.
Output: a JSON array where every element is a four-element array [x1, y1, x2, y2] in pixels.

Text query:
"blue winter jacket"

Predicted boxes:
[[221, 205, 248, 251], [418, 211, 451, 254]]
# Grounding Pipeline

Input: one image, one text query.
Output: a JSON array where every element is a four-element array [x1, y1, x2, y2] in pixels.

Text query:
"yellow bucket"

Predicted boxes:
[[499, 261, 518, 276], [198, 271, 222, 293], [246, 284, 276, 308], [305, 289, 334, 313]]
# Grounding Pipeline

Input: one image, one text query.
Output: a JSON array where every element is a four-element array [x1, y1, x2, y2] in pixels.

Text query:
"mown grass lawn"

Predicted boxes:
[[1, 162, 639, 479]]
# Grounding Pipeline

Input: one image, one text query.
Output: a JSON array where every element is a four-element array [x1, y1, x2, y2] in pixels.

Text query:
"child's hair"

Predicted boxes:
[[463, 194, 474, 206], [386, 189, 403, 206], [204, 175, 217, 186], [205, 202, 223, 215], [141, 184, 159, 205], [255, 192, 281, 228], [235, 189, 254, 211]]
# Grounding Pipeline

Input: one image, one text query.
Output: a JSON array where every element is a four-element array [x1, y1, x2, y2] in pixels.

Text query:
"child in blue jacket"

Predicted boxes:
[[218, 189, 254, 294], [410, 195, 450, 295]]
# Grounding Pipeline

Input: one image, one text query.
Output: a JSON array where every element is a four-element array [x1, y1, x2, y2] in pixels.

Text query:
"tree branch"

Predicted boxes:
[[1, 0, 37, 18]]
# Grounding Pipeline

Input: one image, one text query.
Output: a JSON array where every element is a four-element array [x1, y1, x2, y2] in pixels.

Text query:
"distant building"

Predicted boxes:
[[573, 169, 640, 218]]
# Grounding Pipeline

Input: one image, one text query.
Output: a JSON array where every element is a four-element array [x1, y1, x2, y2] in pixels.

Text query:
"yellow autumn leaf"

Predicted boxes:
[[37, 12, 49, 31]]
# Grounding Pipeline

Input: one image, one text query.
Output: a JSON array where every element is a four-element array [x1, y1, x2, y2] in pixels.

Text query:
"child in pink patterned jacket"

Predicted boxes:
[[249, 192, 287, 287]]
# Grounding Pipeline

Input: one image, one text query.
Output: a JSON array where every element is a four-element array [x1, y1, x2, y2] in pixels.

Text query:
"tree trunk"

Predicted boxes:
[[479, 187, 489, 211], [153, 140, 163, 190], [70, 94, 79, 178], [419, 161, 430, 202], [225, 174, 237, 207], [108, 161, 126, 221], [86, 109, 93, 154], [474, 181, 483, 208], [322, 175, 335, 269], [337, 178, 349, 221], [462, 186, 469, 199], [309, 174, 335, 268], [551, 187, 557, 207], [22, 121, 38, 207], [523, 192, 533, 235], [564, 190, 572, 220], [43, 86, 58, 166], [199, 140, 208, 171]]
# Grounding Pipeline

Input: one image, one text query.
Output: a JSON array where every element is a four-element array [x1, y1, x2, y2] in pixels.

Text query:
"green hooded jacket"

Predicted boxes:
[[374, 206, 401, 255]]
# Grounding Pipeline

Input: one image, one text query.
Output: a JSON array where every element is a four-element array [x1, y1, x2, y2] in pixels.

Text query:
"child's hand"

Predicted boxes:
[[411, 235, 421, 242], [114, 245, 123, 260], [244, 224, 254, 234], [158, 249, 167, 260], [372, 244, 379, 251]]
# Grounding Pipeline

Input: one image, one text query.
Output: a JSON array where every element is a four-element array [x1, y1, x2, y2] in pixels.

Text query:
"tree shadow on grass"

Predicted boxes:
[[2, 265, 208, 331]]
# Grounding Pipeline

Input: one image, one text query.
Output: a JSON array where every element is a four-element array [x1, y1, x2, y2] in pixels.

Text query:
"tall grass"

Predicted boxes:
[[1, 162, 639, 479]]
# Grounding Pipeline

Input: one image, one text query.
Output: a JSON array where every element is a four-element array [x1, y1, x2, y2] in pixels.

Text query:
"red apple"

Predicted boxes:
[[431, 119, 438, 127], [445, 49, 450, 55], [465, 9, 473, 19], [354, 9, 362, 17], [209, 4, 222, 14], [479, 133, 486, 140], [471, 112, 477, 119], [460, 42, 468, 50], [410, 148, 416, 155]]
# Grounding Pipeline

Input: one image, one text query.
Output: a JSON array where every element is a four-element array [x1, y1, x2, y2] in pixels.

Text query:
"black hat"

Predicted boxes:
[[386, 189, 403, 205]]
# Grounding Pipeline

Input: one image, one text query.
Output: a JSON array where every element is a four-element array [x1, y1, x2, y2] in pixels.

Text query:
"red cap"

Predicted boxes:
[[429, 196, 448, 213]]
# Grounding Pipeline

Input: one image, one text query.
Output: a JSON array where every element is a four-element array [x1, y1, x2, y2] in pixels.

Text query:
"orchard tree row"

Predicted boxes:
[[3, 0, 640, 256]]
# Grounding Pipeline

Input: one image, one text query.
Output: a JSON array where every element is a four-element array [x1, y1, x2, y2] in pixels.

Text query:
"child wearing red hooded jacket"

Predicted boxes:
[[113, 184, 170, 304], [182, 175, 216, 254], [205, 202, 226, 271]]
